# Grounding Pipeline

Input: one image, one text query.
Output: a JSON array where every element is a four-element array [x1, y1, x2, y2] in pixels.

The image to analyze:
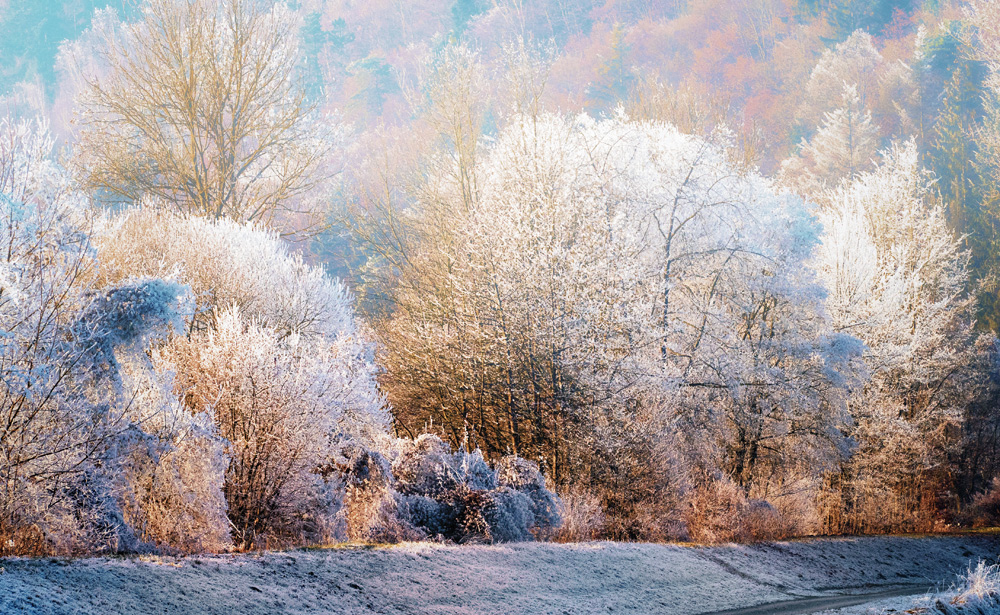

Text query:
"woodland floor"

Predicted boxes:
[[2, 533, 999, 614]]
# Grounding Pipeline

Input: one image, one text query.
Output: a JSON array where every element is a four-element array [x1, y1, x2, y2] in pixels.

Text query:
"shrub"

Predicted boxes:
[[97, 209, 388, 549], [392, 434, 462, 498], [495, 456, 562, 538], [964, 477, 1000, 528], [96, 206, 361, 340], [338, 435, 562, 544], [339, 444, 422, 543], [160, 307, 383, 548], [479, 488, 535, 543], [684, 477, 792, 544], [553, 487, 606, 542]]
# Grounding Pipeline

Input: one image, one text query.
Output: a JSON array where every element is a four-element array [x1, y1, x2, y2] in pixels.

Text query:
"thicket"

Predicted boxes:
[[0, 117, 559, 555], [340, 35, 1000, 542], [8, 0, 1000, 555]]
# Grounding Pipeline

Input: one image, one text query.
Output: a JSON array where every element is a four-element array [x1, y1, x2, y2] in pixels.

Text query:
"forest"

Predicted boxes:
[[3, 0, 1000, 555]]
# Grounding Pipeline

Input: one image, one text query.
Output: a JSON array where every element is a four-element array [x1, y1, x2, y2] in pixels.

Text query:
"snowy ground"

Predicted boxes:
[[1, 534, 998, 615]]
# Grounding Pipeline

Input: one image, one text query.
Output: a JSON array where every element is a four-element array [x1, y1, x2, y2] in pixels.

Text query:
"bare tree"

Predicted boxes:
[[73, 0, 333, 233]]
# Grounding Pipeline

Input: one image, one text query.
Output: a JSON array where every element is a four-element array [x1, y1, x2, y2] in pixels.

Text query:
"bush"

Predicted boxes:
[[338, 435, 562, 544], [340, 445, 422, 543], [160, 307, 384, 548], [98, 209, 388, 549], [479, 488, 536, 543], [553, 487, 605, 542], [684, 477, 793, 544], [963, 477, 1000, 528], [0, 183, 388, 554], [495, 456, 561, 538], [392, 434, 462, 498]]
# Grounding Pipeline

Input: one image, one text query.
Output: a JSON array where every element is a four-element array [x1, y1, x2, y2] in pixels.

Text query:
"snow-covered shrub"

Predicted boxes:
[[339, 444, 421, 543], [684, 477, 793, 544], [495, 456, 561, 538], [46, 280, 207, 556], [393, 434, 463, 498], [159, 307, 382, 547], [476, 488, 535, 543], [454, 449, 497, 491], [0, 117, 213, 556], [115, 357, 231, 554], [0, 277, 200, 555], [94, 208, 388, 549], [123, 425, 231, 554], [97, 205, 389, 440], [390, 436, 551, 543], [553, 487, 606, 542], [96, 206, 360, 340], [338, 435, 562, 544]]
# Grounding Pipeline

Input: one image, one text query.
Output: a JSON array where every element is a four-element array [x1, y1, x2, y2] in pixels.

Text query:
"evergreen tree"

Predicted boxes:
[[808, 0, 918, 39], [807, 84, 879, 183], [780, 84, 879, 196], [919, 24, 997, 329]]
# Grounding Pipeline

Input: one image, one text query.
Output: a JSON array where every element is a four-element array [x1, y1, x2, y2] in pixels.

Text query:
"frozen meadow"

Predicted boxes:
[[2, 534, 1000, 615]]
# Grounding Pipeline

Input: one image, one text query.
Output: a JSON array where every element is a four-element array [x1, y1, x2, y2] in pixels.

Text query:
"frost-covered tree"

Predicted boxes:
[[814, 141, 989, 532], [781, 84, 880, 195], [71, 0, 336, 233], [802, 31, 883, 127], [0, 117, 224, 555], [792, 28, 917, 176], [366, 110, 857, 538]]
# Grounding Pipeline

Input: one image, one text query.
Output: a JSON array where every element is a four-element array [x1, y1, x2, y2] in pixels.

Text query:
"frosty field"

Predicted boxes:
[[2, 534, 998, 615]]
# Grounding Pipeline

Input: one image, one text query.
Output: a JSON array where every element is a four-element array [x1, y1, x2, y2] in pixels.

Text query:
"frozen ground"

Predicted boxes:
[[1, 534, 998, 615]]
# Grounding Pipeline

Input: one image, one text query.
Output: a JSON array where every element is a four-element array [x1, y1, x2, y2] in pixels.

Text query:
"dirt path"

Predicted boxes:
[[706, 585, 929, 615]]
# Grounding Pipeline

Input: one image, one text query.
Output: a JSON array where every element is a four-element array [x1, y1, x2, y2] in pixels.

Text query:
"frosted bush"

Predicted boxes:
[[96, 206, 360, 340], [0, 208, 204, 554], [902, 561, 1000, 614], [496, 456, 562, 537], [116, 370, 231, 555], [159, 307, 383, 547], [135, 429, 231, 554], [396, 494, 451, 538], [480, 488, 536, 543], [393, 435, 463, 497], [97, 206, 389, 441], [961, 478, 1000, 528], [339, 444, 422, 543], [93, 208, 388, 549], [454, 449, 497, 491], [340, 435, 562, 544], [684, 476, 791, 544], [554, 487, 606, 542]]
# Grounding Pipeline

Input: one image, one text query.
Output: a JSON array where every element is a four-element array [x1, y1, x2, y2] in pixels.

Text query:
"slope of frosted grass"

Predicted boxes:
[[2, 535, 999, 615]]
